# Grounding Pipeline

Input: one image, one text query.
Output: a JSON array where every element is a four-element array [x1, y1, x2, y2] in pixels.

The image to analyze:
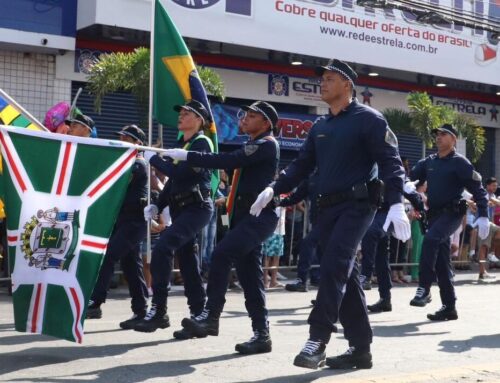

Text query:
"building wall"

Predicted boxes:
[[0, 50, 71, 123], [496, 129, 500, 180]]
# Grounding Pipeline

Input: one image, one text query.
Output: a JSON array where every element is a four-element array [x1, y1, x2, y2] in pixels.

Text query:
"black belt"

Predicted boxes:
[[170, 189, 210, 209], [235, 194, 277, 212], [427, 199, 467, 220], [316, 191, 356, 209]]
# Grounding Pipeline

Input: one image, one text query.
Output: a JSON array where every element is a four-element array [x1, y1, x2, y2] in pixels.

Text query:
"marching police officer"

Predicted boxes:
[[282, 172, 322, 292], [362, 188, 425, 312], [408, 124, 489, 320], [87, 125, 149, 329], [162, 100, 280, 354], [135, 100, 214, 338], [252, 59, 410, 369]]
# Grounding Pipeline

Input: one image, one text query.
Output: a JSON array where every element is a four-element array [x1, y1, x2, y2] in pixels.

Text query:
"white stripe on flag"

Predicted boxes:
[[65, 286, 84, 343], [0, 130, 34, 195], [26, 283, 47, 335], [82, 149, 137, 202], [6, 230, 19, 246], [80, 234, 109, 254], [51, 141, 77, 196]]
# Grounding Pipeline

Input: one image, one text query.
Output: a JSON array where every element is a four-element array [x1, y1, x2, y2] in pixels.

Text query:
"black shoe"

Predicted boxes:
[[326, 347, 373, 369], [310, 299, 316, 306], [173, 327, 206, 340], [367, 298, 392, 313], [119, 313, 145, 330], [293, 339, 326, 369], [427, 305, 458, 321], [181, 309, 219, 337], [359, 275, 372, 291], [410, 287, 432, 307], [285, 279, 308, 292], [133, 304, 170, 332], [235, 329, 272, 354], [86, 301, 102, 319]]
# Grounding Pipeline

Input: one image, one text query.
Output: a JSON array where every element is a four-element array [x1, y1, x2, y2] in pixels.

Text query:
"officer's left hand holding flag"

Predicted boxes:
[[383, 202, 411, 241]]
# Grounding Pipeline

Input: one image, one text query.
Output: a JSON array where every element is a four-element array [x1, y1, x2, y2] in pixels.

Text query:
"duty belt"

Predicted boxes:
[[170, 189, 210, 209], [235, 193, 277, 212], [427, 199, 467, 220]]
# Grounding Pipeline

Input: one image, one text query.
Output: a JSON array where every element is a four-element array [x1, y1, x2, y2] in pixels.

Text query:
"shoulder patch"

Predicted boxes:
[[472, 170, 482, 182], [244, 144, 259, 156], [384, 129, 398, 148]]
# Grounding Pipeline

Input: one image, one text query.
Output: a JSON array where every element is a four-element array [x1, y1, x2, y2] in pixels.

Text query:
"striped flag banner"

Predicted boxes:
[[0, 125, 137, 343]]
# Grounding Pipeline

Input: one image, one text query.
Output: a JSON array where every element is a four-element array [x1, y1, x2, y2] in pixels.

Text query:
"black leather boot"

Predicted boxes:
[[235, 329, 272, 354]]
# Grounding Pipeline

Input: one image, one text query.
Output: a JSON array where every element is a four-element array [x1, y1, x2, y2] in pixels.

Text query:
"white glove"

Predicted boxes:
[[143, 150, 156, 162], [477, 217, 490, 240], [403, 180, 419, 194], [164, 148, 188, 161], [383, 203, 411, 242], [250, 187, 274, 217], [144, 204, 159, 221]]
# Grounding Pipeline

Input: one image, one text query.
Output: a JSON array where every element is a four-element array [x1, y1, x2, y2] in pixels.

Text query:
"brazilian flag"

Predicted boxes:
[[153, 0, 219, 197]]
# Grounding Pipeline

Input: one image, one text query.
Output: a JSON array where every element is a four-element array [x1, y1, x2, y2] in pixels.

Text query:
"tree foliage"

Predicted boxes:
[[382, 108, 413, 135], [86, 47, 226, 119]]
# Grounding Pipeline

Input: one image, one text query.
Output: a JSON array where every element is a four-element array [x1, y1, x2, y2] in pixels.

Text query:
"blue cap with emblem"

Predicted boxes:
[[116, 124, 146, 144], [174, 100, 211, 123], [315, 59, 358, 87], [432, 123, 458, 138], [241, 101, 279, 128]]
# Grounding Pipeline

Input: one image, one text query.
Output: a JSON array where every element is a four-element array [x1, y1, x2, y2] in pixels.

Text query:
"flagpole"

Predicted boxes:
[[0, 88, 49, 132], [146, 0, 157, 265]]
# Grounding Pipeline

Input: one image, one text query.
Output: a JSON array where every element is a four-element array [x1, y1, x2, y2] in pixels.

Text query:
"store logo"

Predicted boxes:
[[171, 0, 221, 9], [268, 74, 289, 97]]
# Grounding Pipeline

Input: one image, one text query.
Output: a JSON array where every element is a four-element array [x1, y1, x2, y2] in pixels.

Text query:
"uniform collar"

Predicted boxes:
[[179, 131, 203, 144], [437, 149, 456, 160], [328, 98, 357, 118], [250, 130, 273, 142]]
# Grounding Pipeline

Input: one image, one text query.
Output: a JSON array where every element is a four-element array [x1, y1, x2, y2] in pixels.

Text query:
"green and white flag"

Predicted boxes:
[[0, 126, 137, 343]]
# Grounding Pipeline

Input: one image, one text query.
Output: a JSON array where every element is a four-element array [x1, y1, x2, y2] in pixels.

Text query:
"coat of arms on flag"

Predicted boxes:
[[0, 126, 137, 342]]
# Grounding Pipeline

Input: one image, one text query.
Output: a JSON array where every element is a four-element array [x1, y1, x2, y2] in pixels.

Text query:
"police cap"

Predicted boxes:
[[432, 123, 458, 138], [241, 101, 279, 128], [315, 59, 358, 86], [174, 100, 211, 123], [65, 114, 95, 133], [116, 124, 146, 144]]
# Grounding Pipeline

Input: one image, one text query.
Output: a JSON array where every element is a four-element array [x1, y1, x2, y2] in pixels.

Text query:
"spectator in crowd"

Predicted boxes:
[[263, 193, 287, 289], [477, 177, 500, 281]]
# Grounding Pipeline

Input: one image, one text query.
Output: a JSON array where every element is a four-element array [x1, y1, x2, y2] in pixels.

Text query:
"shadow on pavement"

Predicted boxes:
[[234, 366, 357, 383], [438, 333, 500, 353], [0, 340, 173, 376], [372, 321, 450, 338], [6, 353, 245, 383]]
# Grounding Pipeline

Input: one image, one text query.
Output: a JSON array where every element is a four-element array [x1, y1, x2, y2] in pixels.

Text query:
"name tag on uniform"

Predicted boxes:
[[221, 214, 229, 227]]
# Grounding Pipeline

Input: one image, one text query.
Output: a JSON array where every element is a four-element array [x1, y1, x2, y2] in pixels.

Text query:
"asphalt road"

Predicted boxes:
[[1, 270, 500, 383]]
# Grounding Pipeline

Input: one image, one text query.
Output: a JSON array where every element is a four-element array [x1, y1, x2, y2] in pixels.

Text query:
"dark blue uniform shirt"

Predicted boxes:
[[274, 100, 405, 205], [150, 132, 213, 211], [186, 131, 279, 198], [119, 155, 148, 218], [410, 150, 488, 217]]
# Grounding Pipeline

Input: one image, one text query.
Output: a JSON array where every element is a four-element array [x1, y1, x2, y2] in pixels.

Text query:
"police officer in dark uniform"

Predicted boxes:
[[408, 124, 489, 320], [252, 59, 410, 369], [162, 100, 280, 354], [134, 100, 214, 338], [362, 190, 424, 313], [282, 172, 321, 292], [86, 125, 149, 329]]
